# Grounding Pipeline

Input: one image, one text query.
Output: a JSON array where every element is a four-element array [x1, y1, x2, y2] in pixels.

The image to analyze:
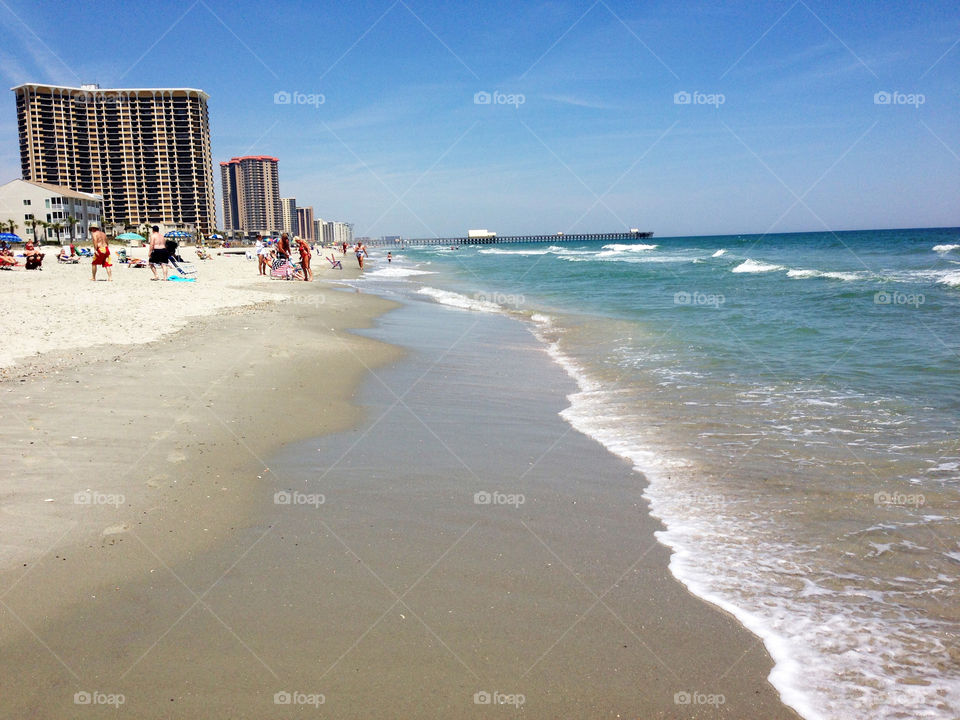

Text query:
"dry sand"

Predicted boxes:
[[0, 243, 363, 370]]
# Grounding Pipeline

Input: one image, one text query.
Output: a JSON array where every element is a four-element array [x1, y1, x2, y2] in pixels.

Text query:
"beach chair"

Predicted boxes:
[[168, 255, 197, 278], [270, 258, 298, 280], [326, 254, 342, 270]]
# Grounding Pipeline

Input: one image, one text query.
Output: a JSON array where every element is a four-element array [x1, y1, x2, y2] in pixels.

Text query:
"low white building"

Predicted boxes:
[[0, 179, 103, 243]]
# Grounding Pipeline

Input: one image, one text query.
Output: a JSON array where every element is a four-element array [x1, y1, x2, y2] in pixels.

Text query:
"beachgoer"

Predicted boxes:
[[257, 242, 273, 275], [23, 240, 45, 269], [277, 233, 291, 260], [90, 226, 111, 281], [148, 225, 168, 280], [354, 242, 368, 270], [296, 235, 313, 281], [387, 252, 392, 263], [341, 241, 347, 255]]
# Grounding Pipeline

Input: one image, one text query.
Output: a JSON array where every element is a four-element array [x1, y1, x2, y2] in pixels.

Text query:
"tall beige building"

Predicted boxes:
[[12, 83, 216, 235], [280, 197, 298, 236], [220, 156, 281, 236], [296, 205, 315, 242]]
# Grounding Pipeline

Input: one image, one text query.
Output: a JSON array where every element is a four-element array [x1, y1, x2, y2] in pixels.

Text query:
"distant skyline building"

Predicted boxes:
[[296, 205, 314, 242], [220, 155, 281, 236], [313, 217, 324, 244], [323, 220, 353, 247], [12, 83, 216, 235], [280, 197, 298, 237]]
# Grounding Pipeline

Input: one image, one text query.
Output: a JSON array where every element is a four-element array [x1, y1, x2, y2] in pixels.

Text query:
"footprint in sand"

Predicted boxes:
[[166, 450, 187, 464], [101, 523, 129, 537]]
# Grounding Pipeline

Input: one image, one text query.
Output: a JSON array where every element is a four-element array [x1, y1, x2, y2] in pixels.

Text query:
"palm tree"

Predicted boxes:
[[28, 217, 41, 243], [51, 222, 64, 245], [37, 220, 49, 243], [66, 215, 78, 244]]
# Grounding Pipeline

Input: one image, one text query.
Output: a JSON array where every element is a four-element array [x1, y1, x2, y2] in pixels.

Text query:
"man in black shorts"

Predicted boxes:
[[148, 225, 170, 280]]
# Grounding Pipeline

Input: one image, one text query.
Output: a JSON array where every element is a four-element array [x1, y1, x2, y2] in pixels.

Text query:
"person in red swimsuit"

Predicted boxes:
[[90, 225, 112, 281], [295, 236, 312, 281]]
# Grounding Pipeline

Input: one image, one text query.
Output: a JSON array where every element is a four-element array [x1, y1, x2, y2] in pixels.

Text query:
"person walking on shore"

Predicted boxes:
[[354, 241, 368, 270], [147, 225, 168, 280], [296, 235, 313, 281], [90, 225, 112, 281]]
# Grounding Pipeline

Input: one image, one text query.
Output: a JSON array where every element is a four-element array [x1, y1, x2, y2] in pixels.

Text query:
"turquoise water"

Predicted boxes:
[[357, 228, 960, 720]]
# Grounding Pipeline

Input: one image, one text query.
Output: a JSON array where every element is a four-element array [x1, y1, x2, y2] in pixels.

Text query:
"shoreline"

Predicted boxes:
[[1, 265, 799, 718]]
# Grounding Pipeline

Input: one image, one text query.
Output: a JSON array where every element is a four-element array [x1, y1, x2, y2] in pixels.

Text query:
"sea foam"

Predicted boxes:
[[732, 259, 785, 273]]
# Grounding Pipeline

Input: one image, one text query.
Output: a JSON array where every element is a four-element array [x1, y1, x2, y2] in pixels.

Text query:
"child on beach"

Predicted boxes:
[[90, 226, 112, 281]]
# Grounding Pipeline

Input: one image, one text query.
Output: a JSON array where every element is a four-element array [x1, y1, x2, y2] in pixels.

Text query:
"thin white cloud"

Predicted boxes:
[[542, 93, 615, 109]]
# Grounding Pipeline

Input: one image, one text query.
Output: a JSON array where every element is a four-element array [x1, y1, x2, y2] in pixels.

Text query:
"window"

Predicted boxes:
[[24, 214, 33, 220], [22, 199, 31, 206], [44, 199, 50, 208]]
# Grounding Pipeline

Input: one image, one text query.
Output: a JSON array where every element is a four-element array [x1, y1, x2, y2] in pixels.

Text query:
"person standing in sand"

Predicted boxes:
[[147, 225, 168, 281], [295, 235, 313, 281], [90, 226, 112, 281]]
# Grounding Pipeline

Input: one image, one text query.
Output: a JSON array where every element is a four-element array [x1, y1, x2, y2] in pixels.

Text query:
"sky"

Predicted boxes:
[[0, 0, 957, 238]]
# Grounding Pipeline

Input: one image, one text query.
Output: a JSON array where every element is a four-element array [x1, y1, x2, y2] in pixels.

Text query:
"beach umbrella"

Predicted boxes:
[[164, 230, 193, 239], [0, 232, 23, 243], [210, 233, 223, 239], [117, 232, 145, 241]]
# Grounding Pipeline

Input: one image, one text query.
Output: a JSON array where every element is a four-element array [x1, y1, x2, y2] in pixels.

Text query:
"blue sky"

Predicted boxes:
[[1, 0, 957, 238]]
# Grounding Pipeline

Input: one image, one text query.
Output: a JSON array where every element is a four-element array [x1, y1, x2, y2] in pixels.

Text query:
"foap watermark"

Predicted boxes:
[[274, 90, 325, 108], [474, 490, 525, 508], [74, 691, 125, 707], [475, 291, 525, 308], [874, 90, 925, 108], [674, 290, 725, 308], [72, 92, 126, 107], [674, 90, 725, 108], [473, 690, 526, 707], [286, 294, 327, 307], [474, 90, 526, 108], [274, 690, 325, 707], [874, 491, 925, 508], [274, 490, 325, 507], [74, 490, 125, 507], [674, 690, 725, 708], [874, 290, 924, 307]]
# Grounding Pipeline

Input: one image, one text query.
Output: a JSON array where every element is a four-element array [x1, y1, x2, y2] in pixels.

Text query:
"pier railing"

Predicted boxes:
[[365, 231, 653, 247]]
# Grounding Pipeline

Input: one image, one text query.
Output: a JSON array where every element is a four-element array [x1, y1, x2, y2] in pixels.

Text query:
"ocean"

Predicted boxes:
[[353, 228, 960, 720]]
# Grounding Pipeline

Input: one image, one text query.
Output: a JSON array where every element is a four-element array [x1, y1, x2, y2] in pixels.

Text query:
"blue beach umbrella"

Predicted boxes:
[[116, 232, 145, 241], [164, 230, 193, 239], [0, 232, 23, 243], [210, 233, 223, 239]]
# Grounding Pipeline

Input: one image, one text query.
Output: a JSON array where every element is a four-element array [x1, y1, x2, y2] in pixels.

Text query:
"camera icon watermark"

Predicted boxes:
[[274, 690, 325, 707], [273, 490, 326, 507], [474, 490, 525, 508], [874, 491, 925, 508], [74, 691, 125, 707], [74, 490, 125, 507], [874, 90, 924, 108], [473, 690, 525, 707], [874, 291, 924, 307], [674, 90, 725, 107], [674, 690, 725, 707], [274, 90, 325, 108], [474, 291, 525, 308], [674, 290, 725, 308], [474, 90, 526, 108]]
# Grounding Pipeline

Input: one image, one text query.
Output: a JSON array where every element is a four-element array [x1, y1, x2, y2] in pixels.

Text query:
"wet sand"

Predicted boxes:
[[0, 286, 801, 718]]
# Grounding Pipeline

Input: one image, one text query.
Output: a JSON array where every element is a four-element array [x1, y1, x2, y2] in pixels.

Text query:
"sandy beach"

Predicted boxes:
[[0, 248, 799, 718]]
